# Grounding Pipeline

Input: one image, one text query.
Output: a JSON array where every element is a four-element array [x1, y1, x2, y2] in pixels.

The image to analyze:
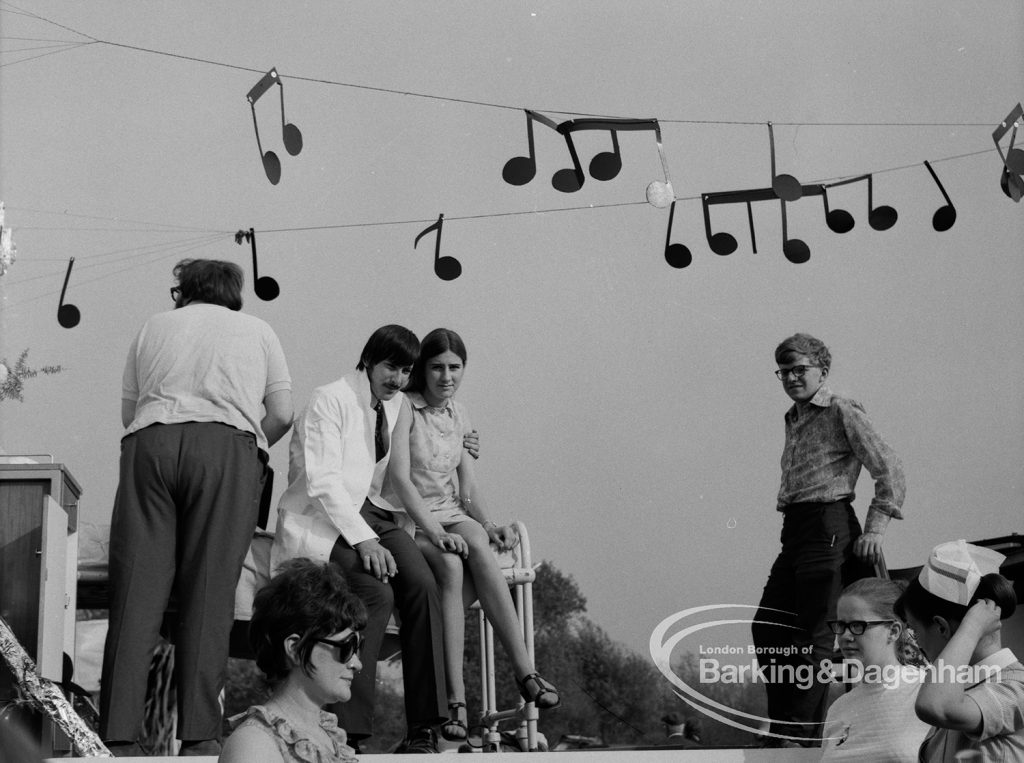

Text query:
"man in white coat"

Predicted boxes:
[[273, 324, 446, 753]]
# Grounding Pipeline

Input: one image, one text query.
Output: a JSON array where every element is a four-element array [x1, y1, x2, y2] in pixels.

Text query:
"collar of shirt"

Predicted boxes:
[[407, 390, 453, 416], [785, 384, 834, 423]]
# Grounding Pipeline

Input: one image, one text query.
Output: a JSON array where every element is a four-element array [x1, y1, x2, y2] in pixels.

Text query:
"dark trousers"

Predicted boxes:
[[328, 500, 446, 740], [751, 500, 870, 745], [100, 423, 264, 742]]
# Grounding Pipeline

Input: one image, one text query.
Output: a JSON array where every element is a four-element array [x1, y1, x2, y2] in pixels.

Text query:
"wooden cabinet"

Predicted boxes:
[[0, 462, 80, 757]]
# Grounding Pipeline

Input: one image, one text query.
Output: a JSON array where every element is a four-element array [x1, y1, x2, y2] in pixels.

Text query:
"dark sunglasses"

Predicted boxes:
[[826, 619, 895, 636], [316, 631, 364, 663]]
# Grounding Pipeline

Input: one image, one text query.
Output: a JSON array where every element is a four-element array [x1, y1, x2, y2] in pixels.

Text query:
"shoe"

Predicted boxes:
[[178, 738, 222, 756], [516, 672, 560, 710], [440, 701, 468, 741], [395, 725, 439, 753], [105, 741, 147, 758]]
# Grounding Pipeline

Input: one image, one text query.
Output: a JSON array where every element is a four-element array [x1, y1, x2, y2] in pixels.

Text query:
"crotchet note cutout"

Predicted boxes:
[[247, 68, 303, 185], [235, 228, 280, 300], [57, 257, 80, 328], [923, 161, 956, 232], [414, 213, 461, 281], [503, 110, 675, 206], [993, 103, 1024, 202]]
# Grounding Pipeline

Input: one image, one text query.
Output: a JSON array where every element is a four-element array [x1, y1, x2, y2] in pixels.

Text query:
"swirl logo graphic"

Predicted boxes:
[[649, 604, 839, 745]]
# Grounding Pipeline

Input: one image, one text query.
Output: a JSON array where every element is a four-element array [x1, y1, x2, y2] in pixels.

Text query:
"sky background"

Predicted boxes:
[[1, 1, 1023, 661]]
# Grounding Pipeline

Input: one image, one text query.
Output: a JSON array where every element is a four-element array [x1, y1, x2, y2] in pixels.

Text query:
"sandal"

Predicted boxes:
[[516, 672, 560, 710], [441, 701, 468, 741]]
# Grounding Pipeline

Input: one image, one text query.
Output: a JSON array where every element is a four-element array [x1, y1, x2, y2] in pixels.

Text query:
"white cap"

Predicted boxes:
[[918, 539, 1005, 605]]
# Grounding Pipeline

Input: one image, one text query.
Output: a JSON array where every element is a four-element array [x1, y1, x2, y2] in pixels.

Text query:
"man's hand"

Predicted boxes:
[[463, 429, 480, 460], [354, 538, 397, 582], [853, 531, 884, 566]]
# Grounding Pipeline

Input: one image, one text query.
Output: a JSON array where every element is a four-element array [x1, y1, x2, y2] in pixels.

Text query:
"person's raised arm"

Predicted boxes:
[[388, 399, 467, 557], [261, 389, 294, 447], [915, 600, 1001, 732]]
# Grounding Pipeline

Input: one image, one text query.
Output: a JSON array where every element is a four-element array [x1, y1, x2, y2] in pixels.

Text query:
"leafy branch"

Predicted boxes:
[[0, 349, 63, 402]]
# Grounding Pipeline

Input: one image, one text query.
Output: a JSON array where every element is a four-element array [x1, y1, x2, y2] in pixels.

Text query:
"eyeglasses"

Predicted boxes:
[[826, 619, 895, 636], [316, 631, 363, 663], [775, 365, 818, 380], [170, 286, 181, 302]]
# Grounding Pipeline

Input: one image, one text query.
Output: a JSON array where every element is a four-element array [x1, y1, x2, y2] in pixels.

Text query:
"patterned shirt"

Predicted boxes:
[[777, 385, 905, 531]]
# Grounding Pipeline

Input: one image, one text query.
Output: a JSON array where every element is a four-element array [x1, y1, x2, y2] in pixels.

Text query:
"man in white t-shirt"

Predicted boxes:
[[100, 259, 293, 757]]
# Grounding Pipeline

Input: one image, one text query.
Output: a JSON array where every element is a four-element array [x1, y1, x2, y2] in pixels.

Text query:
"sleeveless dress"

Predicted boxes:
[[228, 704, 358, 763]]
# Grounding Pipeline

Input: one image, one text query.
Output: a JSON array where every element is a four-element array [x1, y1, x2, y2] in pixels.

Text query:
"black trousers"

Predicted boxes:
[[100, 423, 264, 742], [328, 500, 446, 739], [751, 500, 871, 745]]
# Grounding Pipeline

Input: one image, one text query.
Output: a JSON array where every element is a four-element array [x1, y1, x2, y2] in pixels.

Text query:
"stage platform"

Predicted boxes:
[[48, 749, 820, 762]]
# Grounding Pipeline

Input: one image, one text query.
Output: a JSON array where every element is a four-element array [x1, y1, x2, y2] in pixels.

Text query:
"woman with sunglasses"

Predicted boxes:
[[220, 559, 365, 763], [820, 577, 930, 761]]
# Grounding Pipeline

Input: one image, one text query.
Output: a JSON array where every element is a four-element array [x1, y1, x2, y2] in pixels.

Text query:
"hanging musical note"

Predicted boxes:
[[923, 161, 957, 232], [414, 213, 461, 281], [57, 257, 80, 328], [780, 199, 810, 264], [696, 184, 828, 262], [235, 228, 280, 300], [502, 110, 561, 186], [589, 129, 621, 181], [821, 174, 897, 231], [993, 103, 1024, 202], [502, 112, 674, 205], [768, 122, 802, 202], [246, 68, 303, 185], [818, 185, 855, 234], [555, 117, 675, 205], [663, 201, 692, 269]]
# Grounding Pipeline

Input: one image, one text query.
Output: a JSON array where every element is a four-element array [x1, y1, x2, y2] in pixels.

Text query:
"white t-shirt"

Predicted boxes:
[[122, 303, 291, 451]]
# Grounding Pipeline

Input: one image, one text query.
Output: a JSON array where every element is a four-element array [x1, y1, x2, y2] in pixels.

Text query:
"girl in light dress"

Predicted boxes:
[[385, 328, 559, 741]]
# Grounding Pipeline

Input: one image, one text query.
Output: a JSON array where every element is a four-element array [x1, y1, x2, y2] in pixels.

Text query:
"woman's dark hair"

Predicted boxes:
[[896, 572, 1017, 627], [249, 558, 368, 683], [841, 577, 926, 667], [409, 328, 467, 393], [356, 324, 419, 371], [173, 259, 244, 311]]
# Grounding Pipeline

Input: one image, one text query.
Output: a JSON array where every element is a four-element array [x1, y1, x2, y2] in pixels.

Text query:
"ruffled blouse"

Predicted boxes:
[[229, 704, 358, 763]]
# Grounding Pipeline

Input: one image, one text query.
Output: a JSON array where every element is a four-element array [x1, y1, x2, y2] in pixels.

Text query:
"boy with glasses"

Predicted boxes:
[[752, 333, 906, 747]]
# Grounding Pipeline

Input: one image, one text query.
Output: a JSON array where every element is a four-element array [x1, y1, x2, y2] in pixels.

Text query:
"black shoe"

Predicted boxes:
[[395, 725, 439, 753], [178, 738, 222, 756], [105, 740, 148, 757]]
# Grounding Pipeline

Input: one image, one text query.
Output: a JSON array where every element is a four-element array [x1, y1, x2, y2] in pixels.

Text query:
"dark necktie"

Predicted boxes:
[[374, 401, 386, 462]]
